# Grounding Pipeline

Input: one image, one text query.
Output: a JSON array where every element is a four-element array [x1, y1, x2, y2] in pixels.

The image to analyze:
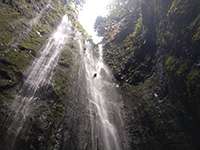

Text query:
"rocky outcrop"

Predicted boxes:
[[101, 0, 200, 149]]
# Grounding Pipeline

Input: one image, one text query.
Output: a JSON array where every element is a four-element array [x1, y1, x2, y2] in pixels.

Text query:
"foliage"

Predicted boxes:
[[108, 0, 140, 19], [94, 0, 141, 38], [134, 17, 143, 36], [94, 16, 107, 36], [187, 68, 200, 83], [165, 55, 177, 72]]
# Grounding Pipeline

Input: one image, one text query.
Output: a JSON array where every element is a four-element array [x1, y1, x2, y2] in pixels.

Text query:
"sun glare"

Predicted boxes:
[[78, 0, 113, 42]]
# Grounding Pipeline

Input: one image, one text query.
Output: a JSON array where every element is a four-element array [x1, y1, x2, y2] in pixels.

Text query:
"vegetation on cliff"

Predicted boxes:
[[95, 0, 200, 149], [0, 0, 200, 150], [0, 1, 87, 149]]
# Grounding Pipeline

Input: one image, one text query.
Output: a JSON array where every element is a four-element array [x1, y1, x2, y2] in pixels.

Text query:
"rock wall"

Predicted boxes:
[[1, 0, 200, 150], [0, 0, 91, 150], [102, 0, 200, 149]]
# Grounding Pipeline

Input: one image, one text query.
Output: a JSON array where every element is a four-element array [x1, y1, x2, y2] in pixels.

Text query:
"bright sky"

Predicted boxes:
[[78, 0, 113, 42]]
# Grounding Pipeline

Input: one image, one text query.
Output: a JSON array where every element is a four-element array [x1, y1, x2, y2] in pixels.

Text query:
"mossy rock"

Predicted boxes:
[[168, 0, 200, 27], [0, 5, 22, 25], [18, 26, 48, 54], [164, 55, 177, 73], [0, 4, 23, 45], [53, 47, 73, 97], [187, 68, 200, 85], [1, 48, 33, 72], [50, 103, 65, 121], [134, 17, 143, 37], [165, 55, 191, 77], [186, 68, 200, 101], [192, 26, 200, 41], [0, 59, 22, 90], [0, 90, 15, 104], [176, 62, 189, 76], [0, 32, 13, 45]]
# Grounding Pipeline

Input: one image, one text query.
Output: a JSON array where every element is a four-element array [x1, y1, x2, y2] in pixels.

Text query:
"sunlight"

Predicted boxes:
[[78, 0, 113, 42]]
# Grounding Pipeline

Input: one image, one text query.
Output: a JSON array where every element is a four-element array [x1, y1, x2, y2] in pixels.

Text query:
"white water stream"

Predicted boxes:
[[78, 39, 122, 150], [5, 4, 124, 148], [6, 14, 72, 148]]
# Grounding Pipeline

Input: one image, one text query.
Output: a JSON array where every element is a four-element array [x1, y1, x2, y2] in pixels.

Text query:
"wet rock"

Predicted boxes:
[[100, 0, 200, 149]]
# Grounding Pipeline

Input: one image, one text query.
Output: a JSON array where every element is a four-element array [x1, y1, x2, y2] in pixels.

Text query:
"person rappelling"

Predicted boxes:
[[93, 73, 97, 78], [83, 47, 86, 53]]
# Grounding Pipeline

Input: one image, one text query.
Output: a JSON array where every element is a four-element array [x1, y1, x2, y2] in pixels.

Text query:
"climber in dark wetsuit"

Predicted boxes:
[[93, 73, 97, 78], [83, 47, 86, 53]]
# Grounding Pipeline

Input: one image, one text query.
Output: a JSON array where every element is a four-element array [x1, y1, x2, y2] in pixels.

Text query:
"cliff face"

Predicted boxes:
[[0, 0, 200, 150], [101, 0, 200, 149], [0, 1, 91, 150]]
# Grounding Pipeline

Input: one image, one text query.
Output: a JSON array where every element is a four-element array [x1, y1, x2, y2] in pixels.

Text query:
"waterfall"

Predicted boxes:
[[5, 14, 72, 149], [78, 38, 123, 150]]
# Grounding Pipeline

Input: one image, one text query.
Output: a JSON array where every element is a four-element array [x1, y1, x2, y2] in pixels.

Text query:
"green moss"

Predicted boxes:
[[52, 41, 81, 99], [165, 56, 190, 76], [122, 17, 143, 55], [0, 60, 22, 95], [168, 0, 180, 14], [51, 103, 65, 120], [0, 7, 22, 45], [124, 75, 157, 96], [45, 9, 62, 26], [134, 17, 143, 37], [2, 49, 32, 71], [0, 80, 9, 87], [35, 24, 52, 35], [19, 27, 47, 54], [19, 41, 37, 51], [53, 68, 72, 97], [192, 26, 200, 41], [168, 0, 190, 16], [187, 69, 200, 83], [176, 62, 189, 76], [0, 5, 24, 44], [53, 49, 72, 96], [53, 74, 68, 96], [65, 4, 77, 18], [0, 32, 13, 45], [165, 55, 177, 72], [186, 68, 200, 96], [0, 7, 21, 24], [0, 91, 15, 103]]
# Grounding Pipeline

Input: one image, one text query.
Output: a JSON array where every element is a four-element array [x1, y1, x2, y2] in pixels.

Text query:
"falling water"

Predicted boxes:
[[5, 14, 72, 149], [78, 39, 123, 150]]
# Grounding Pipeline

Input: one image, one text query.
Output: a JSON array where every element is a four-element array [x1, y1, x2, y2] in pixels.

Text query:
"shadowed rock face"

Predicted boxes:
[[100, 0, 200, 150]]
